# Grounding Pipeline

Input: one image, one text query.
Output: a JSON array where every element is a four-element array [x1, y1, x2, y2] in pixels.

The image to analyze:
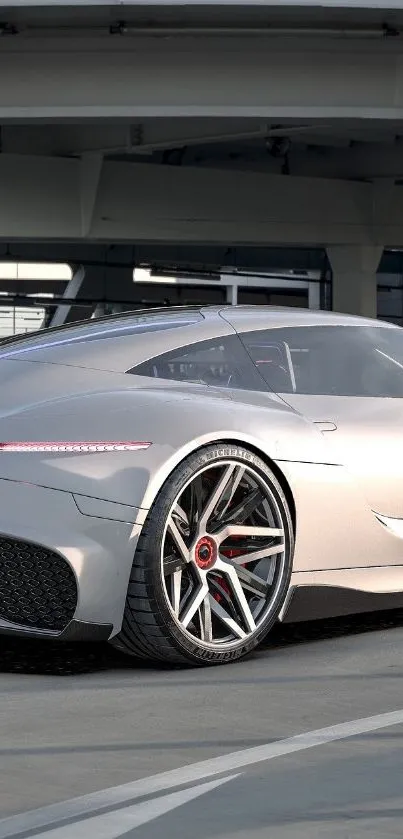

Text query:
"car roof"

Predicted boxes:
[[0, 304, 396, 375], [212, 305, 397, 331], [0, 304, 392, 351]]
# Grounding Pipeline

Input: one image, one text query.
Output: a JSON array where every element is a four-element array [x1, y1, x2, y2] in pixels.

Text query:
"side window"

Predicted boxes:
[[128, 335, 266, 391], [240, 325, 403, 397], [240, 330, 296, 393]]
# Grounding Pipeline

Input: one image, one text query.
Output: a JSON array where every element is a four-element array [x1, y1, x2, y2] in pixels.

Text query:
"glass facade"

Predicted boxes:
[[377, 273, 403, 325]]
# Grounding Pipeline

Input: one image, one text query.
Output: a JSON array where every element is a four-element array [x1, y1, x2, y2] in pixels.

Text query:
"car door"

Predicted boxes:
[[238, 322, 403, 521]]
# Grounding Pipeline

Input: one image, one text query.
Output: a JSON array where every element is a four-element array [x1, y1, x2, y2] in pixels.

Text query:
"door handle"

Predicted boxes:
[[314, 421, 337, 433]]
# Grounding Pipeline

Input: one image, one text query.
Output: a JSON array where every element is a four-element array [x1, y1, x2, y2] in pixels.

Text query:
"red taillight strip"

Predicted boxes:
[[0, 441, 151, 453]]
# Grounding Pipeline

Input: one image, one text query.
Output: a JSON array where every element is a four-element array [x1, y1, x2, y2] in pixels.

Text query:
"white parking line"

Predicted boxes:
[[1, 708, 403, 838], [30, 775, 240, 839]]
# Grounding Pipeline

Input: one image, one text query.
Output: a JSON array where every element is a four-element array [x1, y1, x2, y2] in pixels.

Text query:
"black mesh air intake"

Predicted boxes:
[[0, 537, 77, 631]]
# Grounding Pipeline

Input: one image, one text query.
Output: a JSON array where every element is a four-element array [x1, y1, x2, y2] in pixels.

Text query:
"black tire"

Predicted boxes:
[[111, 443, 294, 667]]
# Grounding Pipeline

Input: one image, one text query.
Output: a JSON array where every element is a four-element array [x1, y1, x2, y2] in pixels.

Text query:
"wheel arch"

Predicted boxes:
[[136, 432, 297, 537], [143, 436, 296, 536]]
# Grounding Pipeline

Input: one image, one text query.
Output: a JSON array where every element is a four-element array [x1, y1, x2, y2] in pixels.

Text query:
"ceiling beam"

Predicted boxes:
[[0, 34, 402, 121], [2, 153, 403, 247]]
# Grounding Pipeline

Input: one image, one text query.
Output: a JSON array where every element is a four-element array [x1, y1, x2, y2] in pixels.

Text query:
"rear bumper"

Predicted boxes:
[[0, 479, 142, 640]]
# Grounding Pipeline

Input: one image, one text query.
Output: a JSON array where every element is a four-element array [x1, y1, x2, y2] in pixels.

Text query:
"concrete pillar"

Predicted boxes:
[[50, 264, 135, 325], [226, 283, 238, 306], [92, 302, 107, 319], [308, 281, 321, 310], [50, 264, 86, 327], [327, 245, 383, 319]]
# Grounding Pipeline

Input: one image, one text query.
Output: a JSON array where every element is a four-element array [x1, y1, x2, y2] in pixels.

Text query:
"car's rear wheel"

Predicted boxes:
[[113, 444, 294, 666]]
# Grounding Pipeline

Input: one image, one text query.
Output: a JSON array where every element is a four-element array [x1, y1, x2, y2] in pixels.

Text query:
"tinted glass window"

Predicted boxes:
[[240, 325, 403, 397], [129, 335, 264, 391], [0, 310, 203, 360]]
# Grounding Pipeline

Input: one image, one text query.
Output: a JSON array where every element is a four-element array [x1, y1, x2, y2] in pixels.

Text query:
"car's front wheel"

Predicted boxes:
[[113, 443, 294, 666]]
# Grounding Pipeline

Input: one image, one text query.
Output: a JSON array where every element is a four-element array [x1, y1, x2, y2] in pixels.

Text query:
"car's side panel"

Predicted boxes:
[[277, 459, 403, 571], [0, 371, 334, 505], [278, 393, 403, 519], [0, 365, 386, 575]]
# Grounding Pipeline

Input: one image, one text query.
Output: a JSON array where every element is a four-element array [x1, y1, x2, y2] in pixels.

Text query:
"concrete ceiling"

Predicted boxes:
[[0, 15, 403, 181], [0, 8, 402, 247]]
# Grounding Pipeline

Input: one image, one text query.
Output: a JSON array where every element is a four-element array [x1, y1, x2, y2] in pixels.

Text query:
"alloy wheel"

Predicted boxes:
[[161, 459, 288, 648]]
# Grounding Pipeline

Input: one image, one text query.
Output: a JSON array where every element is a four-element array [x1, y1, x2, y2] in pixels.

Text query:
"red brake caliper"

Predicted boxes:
[[214, 538, 245, 602]]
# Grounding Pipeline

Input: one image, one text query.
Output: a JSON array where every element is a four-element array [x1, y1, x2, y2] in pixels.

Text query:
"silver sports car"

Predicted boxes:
[[1, 304, 403, 666]]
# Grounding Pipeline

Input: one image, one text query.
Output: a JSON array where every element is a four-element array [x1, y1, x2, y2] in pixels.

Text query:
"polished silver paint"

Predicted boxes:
[[0, 304, 402, 643]]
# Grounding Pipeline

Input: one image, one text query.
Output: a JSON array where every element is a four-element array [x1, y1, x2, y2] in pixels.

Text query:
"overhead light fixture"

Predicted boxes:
[[134, 267, 175, 285], [108, 23, 400, 39], [150, 268, 221, 282]]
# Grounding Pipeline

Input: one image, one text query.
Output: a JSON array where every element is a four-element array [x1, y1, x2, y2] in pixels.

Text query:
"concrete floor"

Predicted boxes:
[[1, 612, 403, 837]]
